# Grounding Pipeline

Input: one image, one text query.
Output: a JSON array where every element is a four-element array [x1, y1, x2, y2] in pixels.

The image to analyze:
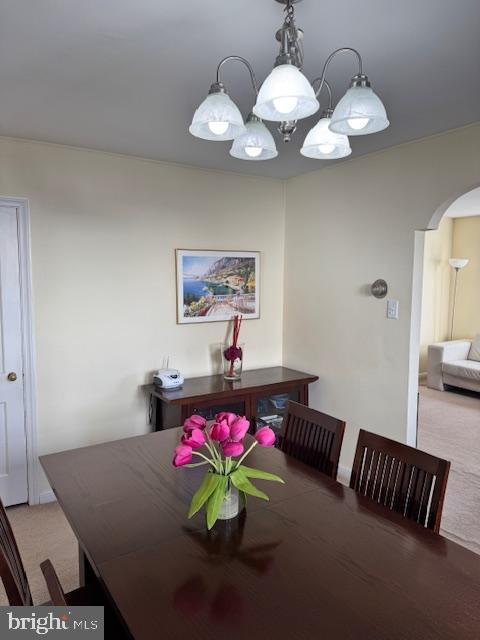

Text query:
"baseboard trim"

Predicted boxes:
[[337, 464, 351, 487], [39, 490, 56, 504]]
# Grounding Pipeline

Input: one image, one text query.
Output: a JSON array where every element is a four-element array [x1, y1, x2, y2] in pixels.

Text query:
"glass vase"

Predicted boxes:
[[217, 483, 242, 521], [223, 342, 244, 381]]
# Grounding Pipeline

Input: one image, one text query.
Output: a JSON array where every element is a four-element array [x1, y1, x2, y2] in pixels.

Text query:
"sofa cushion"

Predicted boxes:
[[443, 359, 480, 381], [468, 335, 480, 362]]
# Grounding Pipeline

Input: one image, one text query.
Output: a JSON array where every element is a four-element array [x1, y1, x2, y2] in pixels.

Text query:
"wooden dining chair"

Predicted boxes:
[[41, 560, 129, 637], [0, 498, 101, 607], [278, 401, 346, 479], [350, 429, 451, 532], [0, 498, 33, 605], [40, 559, 69, 605]]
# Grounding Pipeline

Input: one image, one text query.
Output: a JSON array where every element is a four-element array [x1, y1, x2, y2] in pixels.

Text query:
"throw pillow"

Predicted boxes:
[[468, 335, 480, 361]]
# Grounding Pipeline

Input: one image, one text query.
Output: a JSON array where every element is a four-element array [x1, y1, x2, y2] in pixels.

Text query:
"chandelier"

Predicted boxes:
[[189, 0, 389, 161]]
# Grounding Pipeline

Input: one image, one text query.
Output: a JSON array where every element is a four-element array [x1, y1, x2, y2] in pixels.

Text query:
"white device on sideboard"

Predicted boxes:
[[153, 357, 184, 389], [153, 368, 184, 389]]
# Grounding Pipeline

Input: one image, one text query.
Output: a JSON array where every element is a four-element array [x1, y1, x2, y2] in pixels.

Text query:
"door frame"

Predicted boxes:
[[0, 196, 39, 505]]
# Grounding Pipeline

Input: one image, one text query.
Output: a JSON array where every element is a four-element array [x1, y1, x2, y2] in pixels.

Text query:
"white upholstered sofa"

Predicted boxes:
[[427, 337, 480, 392]]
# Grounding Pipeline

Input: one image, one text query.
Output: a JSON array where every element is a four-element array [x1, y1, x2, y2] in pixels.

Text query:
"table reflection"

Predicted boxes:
[[173, 511, 282, 623]]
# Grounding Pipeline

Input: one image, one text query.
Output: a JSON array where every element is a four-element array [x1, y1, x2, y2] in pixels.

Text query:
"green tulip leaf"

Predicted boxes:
[[188, 472, 221, 519], [206, 476, 228, 530], [230, 469, 269, 501], [239, 465, 285, 484]]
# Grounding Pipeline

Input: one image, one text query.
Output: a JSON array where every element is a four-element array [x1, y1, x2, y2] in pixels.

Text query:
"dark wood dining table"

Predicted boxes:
[[40, 428, 480, 640]]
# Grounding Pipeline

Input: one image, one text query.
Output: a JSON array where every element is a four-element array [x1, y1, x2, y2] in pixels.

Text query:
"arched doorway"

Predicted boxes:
[[407, 180, 480, 447], [410, 184, 480, 551]]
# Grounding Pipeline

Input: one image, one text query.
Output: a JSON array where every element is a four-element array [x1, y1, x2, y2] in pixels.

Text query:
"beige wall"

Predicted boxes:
[[451, 216, 480, 339], [418, 214, 480, 370], [419, 217, 453, 372], [3, 123, 480, 497], [283, 124, 480, 475], [0, 138, 285, 496]]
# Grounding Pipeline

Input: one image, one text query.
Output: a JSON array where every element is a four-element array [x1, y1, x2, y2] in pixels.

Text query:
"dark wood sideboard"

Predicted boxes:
[[142, 366, 318, 434]]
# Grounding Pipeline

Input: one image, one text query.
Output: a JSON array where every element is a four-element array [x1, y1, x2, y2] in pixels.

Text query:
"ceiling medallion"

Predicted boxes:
[[189, 0, 389, 161]]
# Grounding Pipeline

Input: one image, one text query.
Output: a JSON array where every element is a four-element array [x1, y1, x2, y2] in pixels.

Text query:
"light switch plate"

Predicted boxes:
[[387, 299, 399, 319]]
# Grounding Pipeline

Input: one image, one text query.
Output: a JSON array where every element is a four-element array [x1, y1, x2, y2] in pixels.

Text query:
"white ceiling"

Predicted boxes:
[[1, 0, 480, 179], [445, 187, 480, 218]]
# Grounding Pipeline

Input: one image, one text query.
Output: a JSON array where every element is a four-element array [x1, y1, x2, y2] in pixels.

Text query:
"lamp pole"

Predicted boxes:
[[448, 258, 469, 341], [450, 267, 459, 341]]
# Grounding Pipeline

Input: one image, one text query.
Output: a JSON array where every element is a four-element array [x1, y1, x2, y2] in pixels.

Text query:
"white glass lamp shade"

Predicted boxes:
[[301, 117, 352, 160], [253, 64, 319, 122], [329, 86, 389, 135], [449, 258, 469, 269], [230, 119, 278, 161], [189, 92, 245, 141]]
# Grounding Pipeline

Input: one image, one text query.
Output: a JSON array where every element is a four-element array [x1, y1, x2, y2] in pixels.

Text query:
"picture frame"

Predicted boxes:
[[176, 249, 260, 324]]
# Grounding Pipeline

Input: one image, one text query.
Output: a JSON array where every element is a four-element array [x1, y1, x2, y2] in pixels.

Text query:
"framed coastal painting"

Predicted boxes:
[[176, 249, 260, 324]]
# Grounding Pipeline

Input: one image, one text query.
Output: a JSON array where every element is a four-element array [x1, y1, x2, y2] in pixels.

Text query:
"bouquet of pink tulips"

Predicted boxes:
[[173, 412, 284, 529]]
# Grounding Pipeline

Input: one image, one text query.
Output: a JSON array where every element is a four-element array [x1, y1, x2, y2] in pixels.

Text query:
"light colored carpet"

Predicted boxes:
[[0, 501, 78, 605], [418, 384, 480, 555], [1, 388, 478, 605]]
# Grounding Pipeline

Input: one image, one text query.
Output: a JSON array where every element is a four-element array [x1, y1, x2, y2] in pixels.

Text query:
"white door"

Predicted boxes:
[[0, 206, 28, 506]]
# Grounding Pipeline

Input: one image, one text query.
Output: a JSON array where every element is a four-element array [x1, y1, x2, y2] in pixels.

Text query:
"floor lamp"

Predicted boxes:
[[449, 258, 469, 340]]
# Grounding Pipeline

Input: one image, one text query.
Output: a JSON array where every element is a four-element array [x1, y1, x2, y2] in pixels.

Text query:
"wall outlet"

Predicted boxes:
[[387, 299, 399, 319]]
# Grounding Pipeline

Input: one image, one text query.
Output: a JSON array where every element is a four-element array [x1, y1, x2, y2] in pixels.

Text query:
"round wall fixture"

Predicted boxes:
[[371, 279, 388, 298]]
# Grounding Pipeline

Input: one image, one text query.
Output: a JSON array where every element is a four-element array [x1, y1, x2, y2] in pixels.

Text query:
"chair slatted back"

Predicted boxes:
[[0, 499, 32, 605], [278, 401, 346, 479], [350, 429, 450, 532]]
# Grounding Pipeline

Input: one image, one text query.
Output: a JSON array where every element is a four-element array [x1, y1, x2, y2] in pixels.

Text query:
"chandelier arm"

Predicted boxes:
[[311, 78, 333, 110], [216, 56, 259, 96], [313, 47, 363, 98]]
